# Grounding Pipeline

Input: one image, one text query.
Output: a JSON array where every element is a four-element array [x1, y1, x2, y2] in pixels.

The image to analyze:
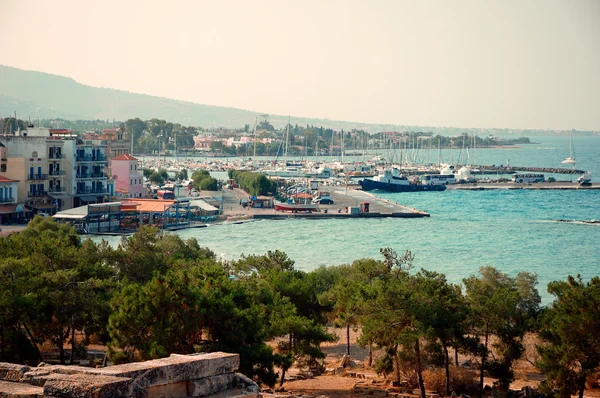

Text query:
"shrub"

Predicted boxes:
[[422, 366, 479, 396]]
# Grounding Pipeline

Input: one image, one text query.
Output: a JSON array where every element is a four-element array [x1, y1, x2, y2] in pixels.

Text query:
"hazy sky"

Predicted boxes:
[[1, 0, 599, 130]]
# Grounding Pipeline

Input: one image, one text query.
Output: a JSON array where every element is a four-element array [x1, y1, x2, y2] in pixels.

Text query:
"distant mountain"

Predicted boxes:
[[1, 65, 592, 136], [0, 65, 389, 131]]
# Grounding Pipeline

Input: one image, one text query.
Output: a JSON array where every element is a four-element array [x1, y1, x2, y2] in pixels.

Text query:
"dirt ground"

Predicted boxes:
[[278, 328, 600, 398]]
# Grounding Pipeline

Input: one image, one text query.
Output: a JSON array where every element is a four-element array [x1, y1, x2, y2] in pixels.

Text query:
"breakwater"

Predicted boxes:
[[474, 165, 585, 175]]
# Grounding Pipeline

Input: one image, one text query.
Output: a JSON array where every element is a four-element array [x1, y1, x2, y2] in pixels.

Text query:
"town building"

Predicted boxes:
[[0, 127, 116, 214], [110, 154, 146, 198]]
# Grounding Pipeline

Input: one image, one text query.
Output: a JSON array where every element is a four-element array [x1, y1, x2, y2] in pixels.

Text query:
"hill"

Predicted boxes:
[[2, 65, 591, 136], [0, 65, 390, 131]]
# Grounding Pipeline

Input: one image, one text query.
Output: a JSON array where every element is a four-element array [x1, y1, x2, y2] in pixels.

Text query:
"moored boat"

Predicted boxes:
[[274, 200, 319, 212], [360, 168, 446, 192]]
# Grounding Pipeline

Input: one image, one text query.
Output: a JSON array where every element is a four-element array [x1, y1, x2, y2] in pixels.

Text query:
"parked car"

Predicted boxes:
[[313, 198, 334, 205]]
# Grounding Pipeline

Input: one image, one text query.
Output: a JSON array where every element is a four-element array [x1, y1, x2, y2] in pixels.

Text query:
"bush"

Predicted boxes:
[[422, 366, 479, 396]]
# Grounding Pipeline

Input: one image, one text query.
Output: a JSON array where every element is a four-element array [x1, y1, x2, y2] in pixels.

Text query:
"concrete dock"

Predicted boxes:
[[221, 186, 430, 220], [447, 181, 600, 190]]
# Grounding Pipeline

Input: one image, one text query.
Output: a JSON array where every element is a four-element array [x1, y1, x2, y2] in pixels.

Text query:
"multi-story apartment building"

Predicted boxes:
[[0, 130, 66, 214], [0, 127, 116, 212], [62, 138, 113, 208], [83, 128, 130, 160]]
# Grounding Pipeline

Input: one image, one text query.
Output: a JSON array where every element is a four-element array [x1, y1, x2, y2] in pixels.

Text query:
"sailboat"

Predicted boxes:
[[561, 133, 576, 165]]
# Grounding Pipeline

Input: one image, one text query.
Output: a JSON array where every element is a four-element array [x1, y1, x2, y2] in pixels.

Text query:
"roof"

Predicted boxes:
[[0, 176, 18, 183], [121, 198, 176, 213], [188, 199, 219, 212], [53, 206, 89, 219], [113, 154, 138, 161]]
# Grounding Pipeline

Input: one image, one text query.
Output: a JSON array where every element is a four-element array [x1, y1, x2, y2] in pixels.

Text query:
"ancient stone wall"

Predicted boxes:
[[0, 352, 259, 397]]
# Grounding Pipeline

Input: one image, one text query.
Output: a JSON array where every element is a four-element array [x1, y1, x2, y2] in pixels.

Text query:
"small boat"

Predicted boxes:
[[361, 168, 446, 192], [274, 199, 318, 212], [561, 133, 576, 165]]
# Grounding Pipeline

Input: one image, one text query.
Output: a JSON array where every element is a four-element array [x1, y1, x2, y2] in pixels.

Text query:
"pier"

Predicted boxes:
[[447, 181, 599, 190], [221, 186, 430, 220]]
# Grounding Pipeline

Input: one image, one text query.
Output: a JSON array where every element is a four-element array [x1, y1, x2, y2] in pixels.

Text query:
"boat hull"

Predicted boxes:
[[360, 179, 446, 192], [274, 201, 319, 212]]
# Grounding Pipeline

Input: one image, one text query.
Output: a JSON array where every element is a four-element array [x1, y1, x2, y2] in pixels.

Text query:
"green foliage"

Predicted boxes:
[[143, 168, 153, 179], [463, 267, 541, 393], [0, 218, 117, 364], [177, 168, 188, 181], [536, 275, 600, 398], [191, 170, 218, 191], [229, 170, 277, 196]]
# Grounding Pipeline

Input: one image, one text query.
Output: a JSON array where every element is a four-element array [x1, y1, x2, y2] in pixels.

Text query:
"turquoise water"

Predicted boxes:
[[97, 136, 600, 303]]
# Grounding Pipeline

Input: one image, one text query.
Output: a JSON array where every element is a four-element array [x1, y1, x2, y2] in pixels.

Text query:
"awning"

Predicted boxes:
[[188, 199, 219, 212], [52, 213, 87, 220], [26, 203, 55, 210], [76, 194, 104, 200], [49, 192, 71, 199], [0, 204, 18, 214]]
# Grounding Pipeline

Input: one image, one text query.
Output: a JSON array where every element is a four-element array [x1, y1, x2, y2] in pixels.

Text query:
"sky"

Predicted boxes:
[[1, 0, 599, 130]]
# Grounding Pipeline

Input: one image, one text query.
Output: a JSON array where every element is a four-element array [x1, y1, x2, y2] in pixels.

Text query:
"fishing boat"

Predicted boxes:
[[360, 168, 446, 192], [274, 199, 318, 212]]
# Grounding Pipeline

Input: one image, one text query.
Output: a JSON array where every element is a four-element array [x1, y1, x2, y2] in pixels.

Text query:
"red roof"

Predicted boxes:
[[112, 154, 138, 161], [0, 176, 18, 183]]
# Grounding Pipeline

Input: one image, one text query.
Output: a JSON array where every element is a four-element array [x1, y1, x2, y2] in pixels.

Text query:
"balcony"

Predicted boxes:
[[49, 170, 66, 177], [27, 174, 48, 181], [0, 197, 15, 203], [90, 173, 107, 178], [76, 188, 107, 195], [48, 153, 63, 159], [28, 191, 48, 197], [49, 187, 66, 194], [75, 154, 107, 162]]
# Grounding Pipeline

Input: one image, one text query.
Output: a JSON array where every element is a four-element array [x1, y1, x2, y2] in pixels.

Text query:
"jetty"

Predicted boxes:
[[447, 181, 599, 190], [221, 186, 430, 220]]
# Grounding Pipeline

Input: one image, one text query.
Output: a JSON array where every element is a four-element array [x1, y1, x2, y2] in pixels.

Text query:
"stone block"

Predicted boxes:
[[187, 373, 236, 396], [162, 353, 239, 383], [145, 380, 187, 398], [87, 362, 168, 390], [42, 373, 132, 398], [0, 380, 44, 397], [0, 363, 30, 382], [233, 373, 259, 393]]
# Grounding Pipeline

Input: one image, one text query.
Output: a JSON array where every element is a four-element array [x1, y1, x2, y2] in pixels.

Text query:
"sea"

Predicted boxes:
[[95, 135, 600, 304]]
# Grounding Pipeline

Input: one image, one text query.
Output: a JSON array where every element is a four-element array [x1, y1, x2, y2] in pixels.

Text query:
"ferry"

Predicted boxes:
[[361, 169, 446, 192]]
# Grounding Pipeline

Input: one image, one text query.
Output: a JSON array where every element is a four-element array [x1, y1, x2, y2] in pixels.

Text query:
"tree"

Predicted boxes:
[[407, 270, 468, 397], [463, 267, 540, 396], [199, 177, 218, 191], [536, 276, 600, 398], [124, 118, 147, 152], [0, 218, 115, 365]]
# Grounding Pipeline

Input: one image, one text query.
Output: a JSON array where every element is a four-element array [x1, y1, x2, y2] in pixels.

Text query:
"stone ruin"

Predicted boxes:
[[0, 351, 259, 397]]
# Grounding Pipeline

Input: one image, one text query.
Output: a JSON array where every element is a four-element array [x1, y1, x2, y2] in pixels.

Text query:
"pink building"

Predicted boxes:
[[110, 154, 146, 198]]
